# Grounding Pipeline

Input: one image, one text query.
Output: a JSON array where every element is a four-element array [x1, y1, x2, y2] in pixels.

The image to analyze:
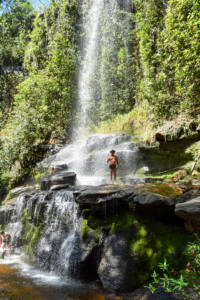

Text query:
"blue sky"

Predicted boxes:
[[30, 0, 50, 10]]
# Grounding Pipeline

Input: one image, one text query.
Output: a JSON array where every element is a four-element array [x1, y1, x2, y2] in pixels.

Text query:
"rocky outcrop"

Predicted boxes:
[[175, 196, 200, 232], [74, 183, 183, 220], [74, 184, 133, 216], [41, 172, 76, 191], [98, 234, 137, 292], [127, 288, 176, 300], [10, 186, 36, 198], [0, 180, 197, 294], [0, 205, 15, 226]]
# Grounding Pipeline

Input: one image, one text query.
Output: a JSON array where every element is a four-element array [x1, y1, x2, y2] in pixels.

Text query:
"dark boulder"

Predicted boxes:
[[97, 234, 136, 293], [175, 196, 200, 232], [40, 178, 51, 191], [75, 183, 182, 221], [74, 185, 134, 216], [0, 205, 15, 226], [122, 287, 176, 300], [50, 172, 76, 185], [133, 192, 176, 221], [41, 172, 76, 191], [151, 288, 177, 300]]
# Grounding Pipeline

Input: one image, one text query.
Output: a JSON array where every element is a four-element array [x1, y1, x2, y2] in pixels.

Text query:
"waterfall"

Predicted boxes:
[[6, 190, 81, 279], [36, 190, 81, 277], [74, 0, 133, 139], [46, 0, 136, 185], [74, 0, 104, 140]]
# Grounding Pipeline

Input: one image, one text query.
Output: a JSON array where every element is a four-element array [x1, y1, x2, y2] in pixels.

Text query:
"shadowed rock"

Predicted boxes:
[[98, 234, 136, 292], [74, 183, 182, 220], [0, 205, 15, 226], [175, 196, 200, 232]]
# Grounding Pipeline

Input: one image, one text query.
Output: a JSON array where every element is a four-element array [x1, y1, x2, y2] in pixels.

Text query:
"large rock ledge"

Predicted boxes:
[[74, 183, 184, 220], [1, 182, 197, 225]]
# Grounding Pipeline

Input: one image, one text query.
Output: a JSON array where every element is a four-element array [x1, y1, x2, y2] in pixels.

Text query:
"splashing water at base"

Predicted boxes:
[[52, 133, 140, 185], [0, 255, 109, 300]]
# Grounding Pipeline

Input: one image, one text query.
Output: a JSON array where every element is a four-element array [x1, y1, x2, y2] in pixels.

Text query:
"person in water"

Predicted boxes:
[[107, 149, 119, 184], [0, 231, 11, 257]]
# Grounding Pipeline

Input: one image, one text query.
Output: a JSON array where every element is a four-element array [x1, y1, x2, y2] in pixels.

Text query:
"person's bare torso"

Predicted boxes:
[[108, 155, 118, 166]]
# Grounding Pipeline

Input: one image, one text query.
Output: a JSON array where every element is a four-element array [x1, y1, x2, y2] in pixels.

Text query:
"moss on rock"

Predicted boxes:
[[22, 208, 43, 257], [83, 209, 193, 288], [139, 182, 183, 198]]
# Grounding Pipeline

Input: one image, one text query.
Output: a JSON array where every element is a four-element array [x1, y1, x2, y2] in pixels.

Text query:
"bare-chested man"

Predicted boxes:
[[107, 150, 118, 184]]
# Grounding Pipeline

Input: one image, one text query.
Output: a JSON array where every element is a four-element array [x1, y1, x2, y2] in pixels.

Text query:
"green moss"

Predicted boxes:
[[85, 210, 193, 287], [81, 218, 102, 245], [137, 167, 149, 177], [139, 137, 200, 175], [32, 167, 51, 181], [139, 183, 183, 198], [132, 216, 192, 276], [81, 219, 90, 240], [22, 208, 43, 257], [1, 192, 11, 206]]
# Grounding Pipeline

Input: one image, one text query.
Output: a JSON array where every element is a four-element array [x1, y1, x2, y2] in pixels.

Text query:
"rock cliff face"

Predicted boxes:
[[0, 180, 195, 293]]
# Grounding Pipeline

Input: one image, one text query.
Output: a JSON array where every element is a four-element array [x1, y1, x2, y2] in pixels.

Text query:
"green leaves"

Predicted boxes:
[[147, 237, 200, 298], [0, 0, 78, 183]]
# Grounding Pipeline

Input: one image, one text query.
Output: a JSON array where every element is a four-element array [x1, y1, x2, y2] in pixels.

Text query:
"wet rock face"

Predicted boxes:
[[0, 205, 15, 227], [98, 234, 136, 292], [74, 183, 182, 220], [10, 186, 36, 198], [40, 172, 76, 191], [1, 180, 196, 294]]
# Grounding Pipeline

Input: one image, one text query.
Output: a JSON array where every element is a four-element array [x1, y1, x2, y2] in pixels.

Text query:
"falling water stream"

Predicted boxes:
[[0, 191, 111, 300], [1, 1, 136, 299], [75, 0, 104, 137]]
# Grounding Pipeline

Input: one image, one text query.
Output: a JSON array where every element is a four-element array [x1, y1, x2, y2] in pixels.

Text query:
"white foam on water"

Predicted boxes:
[[0, 254, 81, 287]]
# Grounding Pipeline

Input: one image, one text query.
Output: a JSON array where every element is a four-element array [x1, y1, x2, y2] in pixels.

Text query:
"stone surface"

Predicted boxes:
[[175, 196, 200, 232], [74, 185, 134, 205], [40, 172, 76, 190], [74, 183, 183, 220], [50, 172, 76, 185], [123, 288, 152, 300], [52, 163, 68, 171], [0, 205, 15, 226], [98, 234, 136, 293], [10, 186, 35, 198], [74, 184, 134, 217], [150, 288, 177, 300], [3, 179, 198, 294], [133, 192, 175, 220], [120, 288, 176, 300], [50, 184, 70, 191]]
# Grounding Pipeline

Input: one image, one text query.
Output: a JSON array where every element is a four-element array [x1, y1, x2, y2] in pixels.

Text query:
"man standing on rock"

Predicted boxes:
[[107, 150, 119, 184]]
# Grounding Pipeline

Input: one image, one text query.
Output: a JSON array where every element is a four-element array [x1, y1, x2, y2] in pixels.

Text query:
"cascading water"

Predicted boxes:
[[47, 0, 138, 186], [36, 190, 81, 277], [4, 189, 82, 279], [75, 0, 104, 139], [0, 1, 141, 295]]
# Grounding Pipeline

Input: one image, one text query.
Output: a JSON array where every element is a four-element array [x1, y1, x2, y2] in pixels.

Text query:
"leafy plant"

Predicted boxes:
[[147, 237, 200, 299]]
